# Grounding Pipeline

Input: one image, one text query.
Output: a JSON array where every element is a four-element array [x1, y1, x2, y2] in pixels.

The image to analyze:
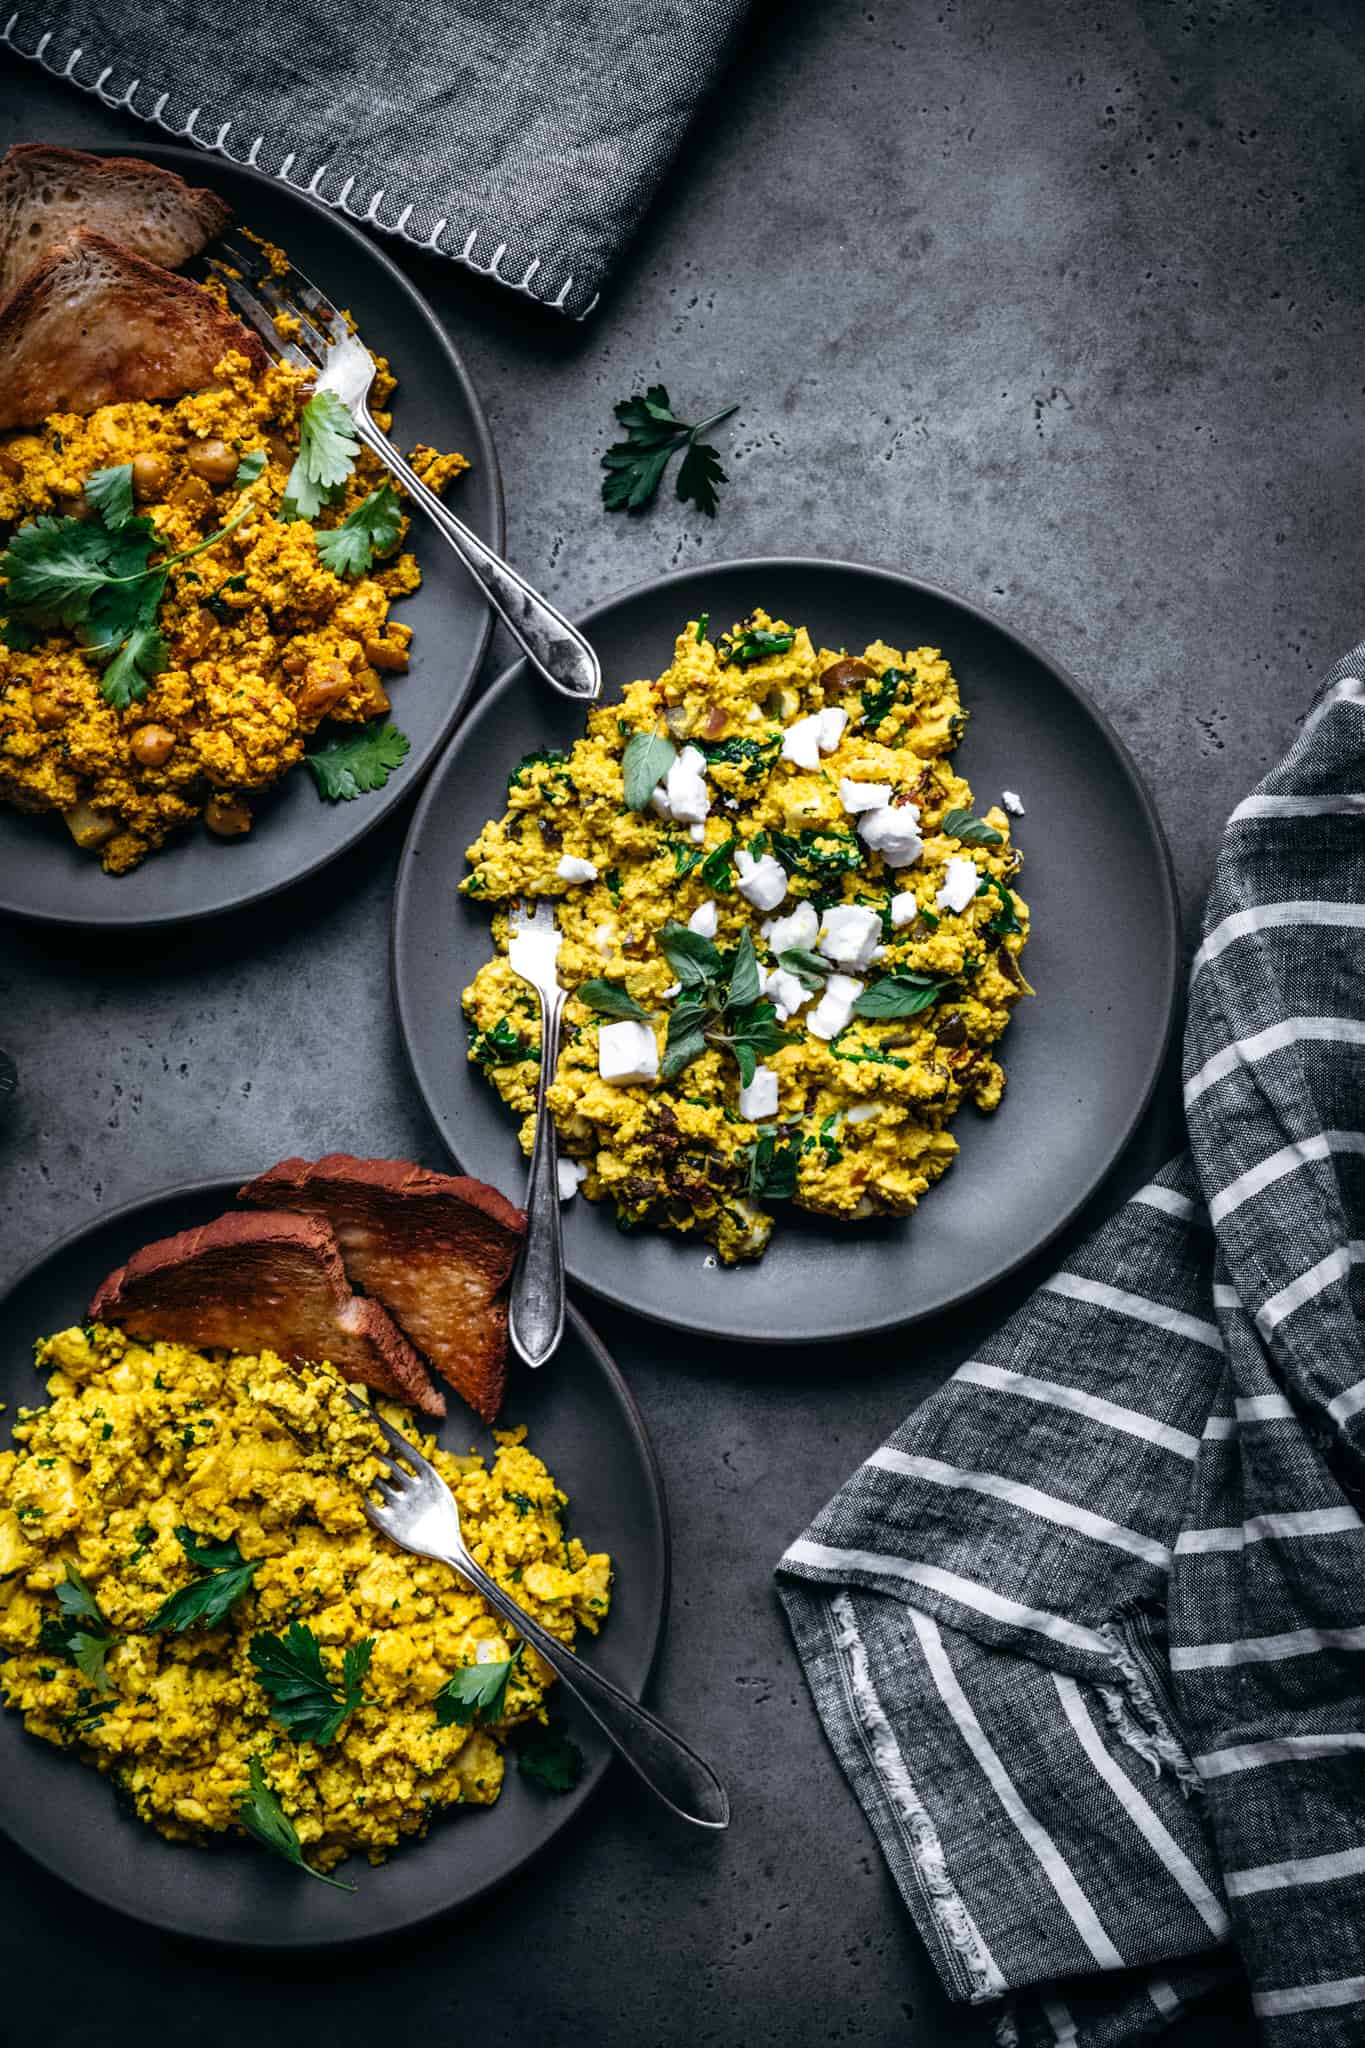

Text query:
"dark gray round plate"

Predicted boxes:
[[0, 1179, 668, 1945], [393, 557, 1180, 1344], [0, 143, 503, 930]]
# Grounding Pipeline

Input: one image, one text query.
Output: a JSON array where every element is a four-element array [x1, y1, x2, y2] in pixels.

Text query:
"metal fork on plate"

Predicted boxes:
[[353, 1393, 730, 1830], [207, 237, 600, 702], [506, 897, 567, 1369]]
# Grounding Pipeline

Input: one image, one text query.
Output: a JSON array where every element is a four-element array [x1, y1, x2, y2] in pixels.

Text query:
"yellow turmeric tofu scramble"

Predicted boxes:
[[462, 613, 1032, 1264], [0, 1324, 610, 1876], [0, 348, 467, 872]]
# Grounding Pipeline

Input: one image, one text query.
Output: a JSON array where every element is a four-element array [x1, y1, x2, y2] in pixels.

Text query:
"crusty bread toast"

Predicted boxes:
[[0, 145, 231, 302], [89, 1209, 446, 1416], [0, 229, 268, 430], [240, 1156, 526, 1424]]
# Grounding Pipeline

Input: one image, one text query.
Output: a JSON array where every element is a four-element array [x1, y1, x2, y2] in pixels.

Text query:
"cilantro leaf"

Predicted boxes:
[[234, 449, 268, 486], [941, 806, 1004, 848], [249, 1622, 372, 1745], [304, 721, 410, 802], [601, 385, 738, 515], [622, 730, 676, 811], [852, 973, 955, 1019], [578, 980, 650, 1021], [516, 1722, 585, 1793], [314, 484, 404, 577], [2, 512, 156, 626], [83, 571, 167, 710], [146, 1525, 260, 1634], [283, 390, 360, 519], [434, 1643, 523, 1728], [84, 463, 136, 531], [236, 1757, 356, 1891]]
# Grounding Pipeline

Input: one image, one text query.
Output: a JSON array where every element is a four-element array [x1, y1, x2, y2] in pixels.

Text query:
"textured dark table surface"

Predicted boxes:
[[1, 4, 1361, 2042]]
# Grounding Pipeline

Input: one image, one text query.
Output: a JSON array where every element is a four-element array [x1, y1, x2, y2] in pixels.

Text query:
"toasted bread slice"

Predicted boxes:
[[89, 1209, 446, 1416], [0, 145, 232, 301], [0, 229, 268, 430], [240, 1156, 526, 1424]]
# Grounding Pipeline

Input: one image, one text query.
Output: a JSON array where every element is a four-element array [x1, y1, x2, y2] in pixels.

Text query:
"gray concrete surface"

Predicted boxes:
[[2, 1, 1361, 2039]]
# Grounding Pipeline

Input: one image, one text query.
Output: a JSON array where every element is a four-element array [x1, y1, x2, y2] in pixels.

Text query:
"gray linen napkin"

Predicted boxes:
[[0, 0, 747, 316], [778, 655, 1365, 2045]]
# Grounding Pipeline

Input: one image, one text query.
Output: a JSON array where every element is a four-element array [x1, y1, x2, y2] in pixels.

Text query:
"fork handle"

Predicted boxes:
[[508, 982, 567, 1369], [447, 1543, 729, 1830], [352, 415, 600, 701]]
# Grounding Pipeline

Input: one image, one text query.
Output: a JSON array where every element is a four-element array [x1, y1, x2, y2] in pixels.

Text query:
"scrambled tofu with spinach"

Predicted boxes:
[[0, 1325, 608, 1880], [461, 612, 1032, 1264]]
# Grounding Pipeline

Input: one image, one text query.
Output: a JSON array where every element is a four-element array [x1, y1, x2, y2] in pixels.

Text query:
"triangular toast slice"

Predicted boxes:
[[89, 1209, 446, 1417], [0, 228, 268, 430], [0, 145, 232, 301], [240, 1156, 526, 1424]]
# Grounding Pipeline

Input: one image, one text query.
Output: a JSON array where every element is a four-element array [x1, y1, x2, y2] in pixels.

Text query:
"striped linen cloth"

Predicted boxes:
[[778, 656, 1365, 2045]]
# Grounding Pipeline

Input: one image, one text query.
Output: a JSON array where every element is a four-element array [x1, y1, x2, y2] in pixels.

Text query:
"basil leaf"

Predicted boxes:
[[851, 974, 952, 1019], [725, 927, 762, 1009], [941, 806, 1003, 848], [778, 947, 830, 990], [622, 731, 676, 811], [658, 919, 722, 988], [578, 979, 649, 1021]]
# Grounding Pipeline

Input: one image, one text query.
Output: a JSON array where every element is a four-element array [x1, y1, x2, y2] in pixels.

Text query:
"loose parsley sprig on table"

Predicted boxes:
[[236, 1757, 356, 1891], [304, 721, 411, 801], [434, 1643, 524, 1728], [601, 385, 738, 515], [657, 924, 796, 1085], [37, 1563, 122, 1692], [146, 1526, 260, 1635], [248, 1622, 373, 1745]]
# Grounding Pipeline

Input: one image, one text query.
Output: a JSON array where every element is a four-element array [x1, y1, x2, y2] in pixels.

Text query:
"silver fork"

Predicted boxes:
[[207, 236, 600, 703], [507, 896, 567, 1369], [353, 1393, 730, 1829]]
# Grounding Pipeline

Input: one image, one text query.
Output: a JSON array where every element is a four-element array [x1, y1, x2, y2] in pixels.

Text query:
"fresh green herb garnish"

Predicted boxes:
[[205, 572, 249, 622], [601, 385, 738, 515], [695, 612, 709, 643], [622, 730, 677, 811], [769, 827, 863, 879], [857, 666, 912, 729], [83, 463, 136, 530], [657, 924, 796, 1084], [979, 875, 1022, 936], [508, 746, 571, 801], [719, 626, 796, 668], [434, 1643, 524, 1728], [777, 947, 830, 991], [249, 1623, 373, 1745], [516, 1722, 585, 1793], [282, 390, 360, 519], [304, 720, 410, 801], [234, 448, 268, 487], [38, 1564, 122, 1692], [236, 1757, 356, 1891], [700, 834, 738, 891], [851, 972, 956, 1019], [314, 484, 403, 577], [941, 806, 1004, 848], [698, 733, 782, 780], [146, 1526, 260, 1635], [470, 1018, 536, 1066], [740, 1125, 799, 1198], [672, 840, 705, 878], [578, 980, 650, 1021]]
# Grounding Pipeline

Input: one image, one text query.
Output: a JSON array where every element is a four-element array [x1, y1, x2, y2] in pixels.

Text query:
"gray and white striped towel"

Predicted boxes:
[[778, 656, 1365, 2045]]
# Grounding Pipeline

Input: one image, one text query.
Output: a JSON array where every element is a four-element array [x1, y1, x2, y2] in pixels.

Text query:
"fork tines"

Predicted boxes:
[[206, 233, 355, 374]]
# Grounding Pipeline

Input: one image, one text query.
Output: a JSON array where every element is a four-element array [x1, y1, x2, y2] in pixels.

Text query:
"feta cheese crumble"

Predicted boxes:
[[763, 900, 819, 954], [807, 973, 863, 1040], [889, 891, 919, 928], [555, 854, 598, 884], [598, 1020, 659, 1084], [1001, 789, 1025, 816], [779, 713, 823, 770], [688, 900, 719, 939], [838, 778, 891, 814], [735, 848, 789, 912], [857, 801, 924, 868], [737, 1066, 779, 1121], [817, 904, 882, 971], [557, 1158, 588, 1199], [936, 855, 979, 914]]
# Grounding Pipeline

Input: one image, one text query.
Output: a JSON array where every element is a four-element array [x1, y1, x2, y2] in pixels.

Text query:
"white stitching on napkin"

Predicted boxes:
[[0, 11, 600, 316]]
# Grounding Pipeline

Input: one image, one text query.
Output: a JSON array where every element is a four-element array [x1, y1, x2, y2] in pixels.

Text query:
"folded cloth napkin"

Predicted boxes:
[[778, 656, 1365, 2046], [0, 0, 747, 316]]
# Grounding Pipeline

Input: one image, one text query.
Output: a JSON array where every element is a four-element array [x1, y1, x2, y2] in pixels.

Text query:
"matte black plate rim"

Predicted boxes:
[[0, 141, 505, 933], [0, 1176, 670, 1947], [392, 554, 1182, 1344]]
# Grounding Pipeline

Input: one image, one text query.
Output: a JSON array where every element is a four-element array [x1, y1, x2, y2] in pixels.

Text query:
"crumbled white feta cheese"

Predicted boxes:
[[780, 713, 823, 770], [555, 854, 598, 884], [889, 891, 919, 928], [598, 1019, 659, 1084], [807, 973, 863, 1040], [735, 848, 789, 912], [557, 1158, 588, 1200], [817, 706, 848, 752], [838, 777, 891, 815], [1001, 789, 1026, 816], [936, 855, 979, 915], [593, 923, 617, 955], [817, 903, 882, 971], [688, 821, 706, 842], [663, 745, 710, 825], [737, 1066, 779, 1121], [688, 899, 719, 939], [662, 981, 681, 997], [763, 900, 819, 954], [858, 801, 924, 868], [763, 965, 811, 1019]]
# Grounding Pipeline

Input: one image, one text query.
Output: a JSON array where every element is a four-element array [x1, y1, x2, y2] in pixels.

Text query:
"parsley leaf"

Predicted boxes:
[[249, 1623, 372, 1745], [84, 463, 136, 530], [516, 1722, 584, 1793], [234, 449, 268, 486], [283, 390, 360, 519], [314, 484, 404, 577], [304, 721, 410, 801], [601, 385, 737, 516], [941, 806, 1004, 848], [39, 1563, 122, 1693], [622, 730, 676, 811], [578, 980, 650, 1021], [434, 1643, 523, 1727], [146, 1525, 260, 1634], [236, 1757, 356, 1891], [852, 972, 955, 1019]]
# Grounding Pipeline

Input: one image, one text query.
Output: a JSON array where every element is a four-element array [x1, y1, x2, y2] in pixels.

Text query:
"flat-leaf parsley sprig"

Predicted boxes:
[[434, 1642, 524, 1728], [248, 1621, 373, 1745], [236, 1757, 356, 1891], [601, 385, 738, 516], [146, 1525, 261, 1635], [304, 721, 411, 801], [38, 1562, 123, 1692]]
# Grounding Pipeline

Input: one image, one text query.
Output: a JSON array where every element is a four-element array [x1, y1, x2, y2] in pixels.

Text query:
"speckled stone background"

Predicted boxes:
[[1, 2, 1361, 2041]]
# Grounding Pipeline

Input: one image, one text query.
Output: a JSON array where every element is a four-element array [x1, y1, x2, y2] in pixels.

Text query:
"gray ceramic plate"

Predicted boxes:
[[392, 557, 1181, 1343], [0, 143, 502, 930], [0, 1179, 668, 1945]]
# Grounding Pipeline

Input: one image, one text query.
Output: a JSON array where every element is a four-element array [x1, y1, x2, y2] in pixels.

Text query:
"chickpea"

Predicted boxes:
[[130, 723, 176, 769], [30, 681, 71, 729], [131, 451, 171, 501], [187, 439, 239, 486], [357, 633, 407, 675], [204, 794, 252, 838]]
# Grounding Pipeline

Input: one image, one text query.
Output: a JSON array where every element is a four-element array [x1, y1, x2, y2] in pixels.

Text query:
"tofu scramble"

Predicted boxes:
[[461, 612, 1032, 1264], [0, 1324, 610, 1875], [0, 345, 467, 872]]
